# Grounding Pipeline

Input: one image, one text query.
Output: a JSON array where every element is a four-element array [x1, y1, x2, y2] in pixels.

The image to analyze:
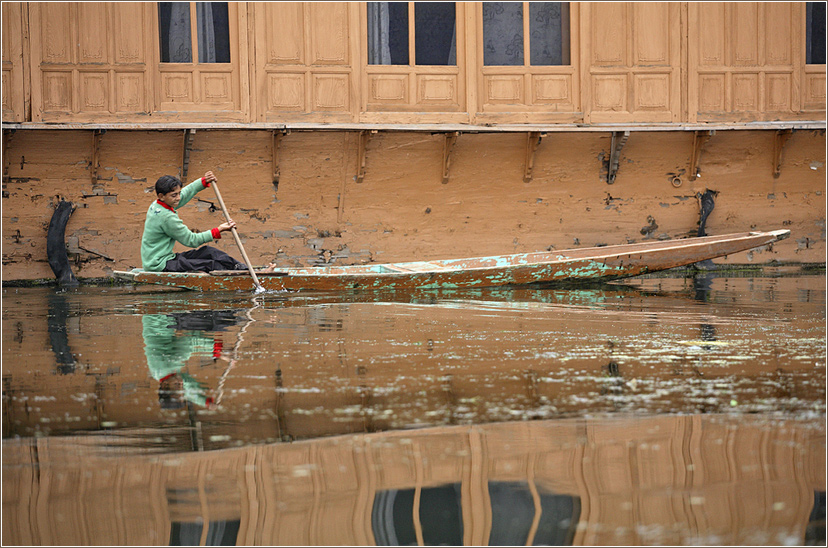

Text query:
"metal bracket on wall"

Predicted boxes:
[[91, 129, 105, 186], [606, 130, 630, 184], [272, 129, 288, 188], [442, 132, 459, 184], [356, 130, 374, 183], [772, 129, 793, 178], [524, 132, 543, 183], [689, 130, 714, 181], [3, 129, 15, 184], [182, 128, 196, 180]]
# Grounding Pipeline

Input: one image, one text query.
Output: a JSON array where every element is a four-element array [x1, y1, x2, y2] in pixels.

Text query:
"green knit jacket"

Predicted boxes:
[[141, 178, 220, 271]]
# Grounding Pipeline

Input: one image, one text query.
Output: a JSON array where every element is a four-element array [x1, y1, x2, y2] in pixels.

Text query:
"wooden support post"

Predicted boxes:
[[3, 129, 14, 184], [524, 132, 543, 183], [182, 128, 196, 180], [442, 132, 458, 184], [272, 129, 284, 187], [772, 129, 793, 178], [606, 130, 630, 184], [689, 130, 714, 181], [91, 129, 104, 186], [356, 130, 373, 183]]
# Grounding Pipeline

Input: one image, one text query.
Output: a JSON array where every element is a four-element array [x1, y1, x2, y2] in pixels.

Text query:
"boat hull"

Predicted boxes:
[[113, 230, 790, 291]]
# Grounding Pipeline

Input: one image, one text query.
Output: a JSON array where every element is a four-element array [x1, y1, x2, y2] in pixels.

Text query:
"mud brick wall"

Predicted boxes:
[[2, 129, 825, 281]]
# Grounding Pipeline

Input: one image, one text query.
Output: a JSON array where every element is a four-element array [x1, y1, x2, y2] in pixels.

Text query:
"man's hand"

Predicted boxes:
[[218, 220, 236, 233], [203, 171, 217, 185]]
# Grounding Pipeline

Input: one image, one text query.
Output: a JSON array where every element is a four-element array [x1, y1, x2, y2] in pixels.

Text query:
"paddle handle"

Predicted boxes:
[[211, 181, 262, 289]]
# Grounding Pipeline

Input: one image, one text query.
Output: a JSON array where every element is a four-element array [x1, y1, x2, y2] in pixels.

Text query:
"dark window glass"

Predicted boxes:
[[159, 2, 193, 63], [196, 2, 231, 63], [488, 482, 581, 546], [372, 484, 463, 546], [414, 2, 456, 65], [807, 2, 826, 65], [159, 2, 230, 63], [483, 2, 524, 66], [483, 2, 570, 66], [368, 2, 409, 65], [530, 3, 570, 65]]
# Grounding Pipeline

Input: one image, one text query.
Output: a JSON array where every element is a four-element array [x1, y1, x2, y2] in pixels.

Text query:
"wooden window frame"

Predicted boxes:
[[152, 1, 248, 121], [480, 2, 572, 69], [360, 2, 467, 121], [475, 2, 580, 120]]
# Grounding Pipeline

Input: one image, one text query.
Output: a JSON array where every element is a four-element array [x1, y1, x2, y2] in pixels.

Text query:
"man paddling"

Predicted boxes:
[[141, 172, 276, 273]]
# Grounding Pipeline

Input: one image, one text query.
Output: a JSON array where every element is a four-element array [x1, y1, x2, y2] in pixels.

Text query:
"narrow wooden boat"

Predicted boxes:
[[113, 229, 790, 292]]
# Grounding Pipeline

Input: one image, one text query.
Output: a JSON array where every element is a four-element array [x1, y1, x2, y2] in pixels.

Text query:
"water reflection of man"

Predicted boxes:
[[142, 311, 240, 409]]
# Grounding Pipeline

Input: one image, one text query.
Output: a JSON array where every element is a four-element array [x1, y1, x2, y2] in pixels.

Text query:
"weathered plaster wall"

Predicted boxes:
[[2, 129, 825, 281]]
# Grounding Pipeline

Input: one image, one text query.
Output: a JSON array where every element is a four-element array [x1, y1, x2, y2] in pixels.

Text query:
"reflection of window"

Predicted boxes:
[[371, 482, 580, 546], [488, 482, 580, 546], [367, 2, 457, 65], [806, 491, 826, 546], [483, 2, 570, 66], [159, 2, 230, 63], [806, 2, 826, 65], [169, 519, 240, 546], [372, 484, 463, 545]]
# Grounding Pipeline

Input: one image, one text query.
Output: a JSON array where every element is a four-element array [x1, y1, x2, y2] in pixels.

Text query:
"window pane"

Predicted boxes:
[[368, 2, 409, 65], [196, 2, 230, 63], [415, 2, 456, 65], [807, 2, 826, 65], [483, 2, 523, 66], [159, 2, 192, 63], [530, 2, 570, 65]]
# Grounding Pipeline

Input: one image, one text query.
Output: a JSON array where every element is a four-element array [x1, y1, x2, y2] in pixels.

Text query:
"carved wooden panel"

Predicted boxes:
[[310, 2, 349, 65], [78, 4, 108, 64], [115, 73, 145, 112], [265, 3, 304, 65], [532, 76, 571, 106], [112, 3, 146, 64], [369, 75, 408, 103], [79, 72, 109, 112], [41, 72, 72, 111], [268, 74, 305, 111], [485, 76, 524, 104], [201, 72, 234, 104], [313, 74, 349, 110], [2, 2, 25, 122], [803, 69, 827, 112], [584, 2, 679, 122], [39, 3, 72, 64], [418, 75, 458, 106], [591, 2, 626, 66], [160, 73, 194, 103]]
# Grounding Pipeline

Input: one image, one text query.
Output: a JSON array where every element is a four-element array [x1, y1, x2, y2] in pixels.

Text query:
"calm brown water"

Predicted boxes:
[[2, 271, 825, 546]]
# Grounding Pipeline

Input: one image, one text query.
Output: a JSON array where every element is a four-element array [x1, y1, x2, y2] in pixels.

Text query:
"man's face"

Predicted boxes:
[[157, 187, 182, 209]]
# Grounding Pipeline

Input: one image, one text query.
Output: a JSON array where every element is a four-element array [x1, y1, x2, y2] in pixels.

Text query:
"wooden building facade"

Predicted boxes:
[[1, 2, 826, 281], [2, 2, 826, 125]]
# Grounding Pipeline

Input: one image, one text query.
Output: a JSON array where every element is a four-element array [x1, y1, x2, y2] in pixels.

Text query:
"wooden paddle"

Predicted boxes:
[[210, 180, 263, 292]]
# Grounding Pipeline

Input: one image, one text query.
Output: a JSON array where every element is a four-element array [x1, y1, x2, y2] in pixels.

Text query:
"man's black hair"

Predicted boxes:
[[155, 175, 183, 195]]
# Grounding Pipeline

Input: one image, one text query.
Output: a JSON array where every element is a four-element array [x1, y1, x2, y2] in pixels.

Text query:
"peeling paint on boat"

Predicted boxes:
[[113, 230, 790, 292]]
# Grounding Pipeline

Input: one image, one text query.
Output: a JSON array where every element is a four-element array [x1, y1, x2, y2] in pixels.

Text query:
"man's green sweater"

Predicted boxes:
[[141, 178, 221, 271]]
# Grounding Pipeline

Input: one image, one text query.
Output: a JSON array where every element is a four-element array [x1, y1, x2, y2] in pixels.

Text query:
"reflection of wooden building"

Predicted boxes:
[[2, 416, 825, 545], [1, 2, 826, 281]]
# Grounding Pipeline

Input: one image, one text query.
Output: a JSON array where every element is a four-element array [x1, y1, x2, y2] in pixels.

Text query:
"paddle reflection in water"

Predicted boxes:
[[1, 271, 825, 545]]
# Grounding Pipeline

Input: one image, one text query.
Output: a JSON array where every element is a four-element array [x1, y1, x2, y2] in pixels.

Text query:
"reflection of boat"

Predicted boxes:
[[113, 230, 790, 291]]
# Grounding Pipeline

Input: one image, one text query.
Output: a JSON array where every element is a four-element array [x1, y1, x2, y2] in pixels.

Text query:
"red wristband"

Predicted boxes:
[[211, 227, 221, 240], [201, 177, 210, 188]]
